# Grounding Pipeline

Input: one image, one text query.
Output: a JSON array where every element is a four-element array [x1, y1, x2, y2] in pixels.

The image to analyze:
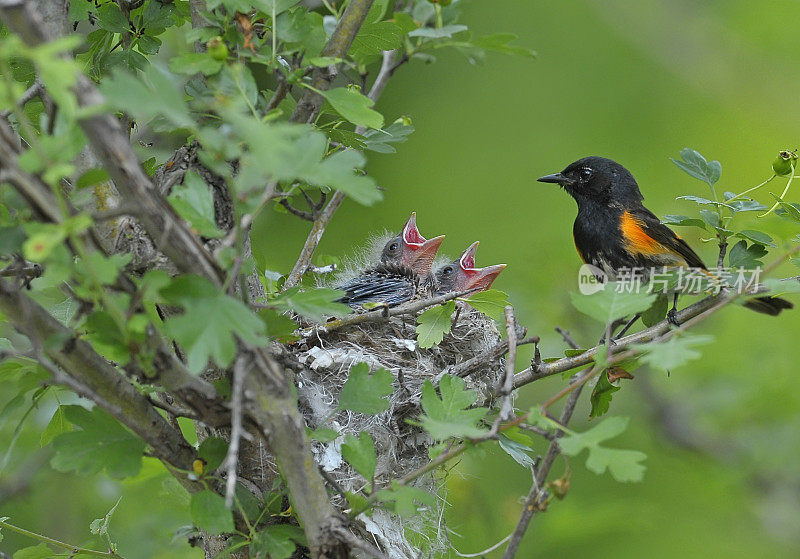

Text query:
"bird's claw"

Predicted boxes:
[[667, 308, 680, 326]]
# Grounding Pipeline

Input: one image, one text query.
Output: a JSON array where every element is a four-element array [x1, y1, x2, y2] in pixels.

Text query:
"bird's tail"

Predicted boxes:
[[743, 295, 794, 316]]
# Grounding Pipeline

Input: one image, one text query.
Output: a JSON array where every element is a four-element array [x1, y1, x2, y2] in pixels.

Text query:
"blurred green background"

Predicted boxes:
[[4, 1, 800, 557]]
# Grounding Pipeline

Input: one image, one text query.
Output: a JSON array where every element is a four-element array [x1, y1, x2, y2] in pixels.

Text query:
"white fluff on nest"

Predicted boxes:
[[292, 305, 506, 558]]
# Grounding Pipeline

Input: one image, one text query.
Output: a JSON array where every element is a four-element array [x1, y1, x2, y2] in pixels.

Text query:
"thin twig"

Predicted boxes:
[[450, 336, 537, 378], [497, 305, 517, 422], [501, 367, 592, 559], [0, 518, 124, 558], [224, 354, 247, 508], [295, 288, 479, 338]]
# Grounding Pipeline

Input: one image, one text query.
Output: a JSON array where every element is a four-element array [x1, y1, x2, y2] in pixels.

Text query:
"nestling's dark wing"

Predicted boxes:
[[336, 263, 419, 309], [624, 206, 707, 269]]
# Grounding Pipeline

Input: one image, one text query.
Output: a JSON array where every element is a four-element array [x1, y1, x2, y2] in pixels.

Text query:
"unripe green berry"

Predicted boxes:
[[206, 37, 228, 61], [772, 150, 797, 176]]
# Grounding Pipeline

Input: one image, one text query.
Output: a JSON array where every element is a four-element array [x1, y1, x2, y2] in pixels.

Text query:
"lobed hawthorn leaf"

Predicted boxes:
[[376, 481, 437, 518], [160, 275, 267, 374], [570, 283, 656, 325], [51, 405, 145, 478], [190, 490, 234, 535], [409, 24, 468, 39], [464, 289, 509, 323], [362, 119, 414, 154], [320, 87, 384, 130], [198, 437, 228, 473], [227, 114, 382, 206], [168, 171, 224, 238], [96, 3, 130, 33], [169, 52, 224, 76], [735, 229, 776, 248], [250, 524, 306, 559], [413, 376, 487, 440], [671, 148, 721, 185], [661, 214, 707, 230], [558, 416, 646, 482], [269, 286, 350, 322], [100, 65, 194, 129], [632, 334, 714, 372], [589, 370, 621, 419], [341, 432, 377, 482], [470, 33, 536, 58], [416, 300, 455, 348], [350, 21, 402, 58], [338, 362, 394, 415], [40, 405, 70, 447], [498, 433, 536, 468], [728, 239, 767, 270]]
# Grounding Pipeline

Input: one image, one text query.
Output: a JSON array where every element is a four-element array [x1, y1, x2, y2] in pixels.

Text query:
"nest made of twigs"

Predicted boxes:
[[289, 306, 506, 557]]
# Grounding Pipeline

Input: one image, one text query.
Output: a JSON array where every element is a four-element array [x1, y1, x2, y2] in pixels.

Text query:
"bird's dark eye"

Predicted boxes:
[[581, 167, 592, 179], [443, 266, 453, 276], [389, 242, 398, 252]]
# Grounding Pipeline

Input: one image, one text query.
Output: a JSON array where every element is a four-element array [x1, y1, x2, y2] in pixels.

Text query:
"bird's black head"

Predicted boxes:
[[537, 156, 644, 208]]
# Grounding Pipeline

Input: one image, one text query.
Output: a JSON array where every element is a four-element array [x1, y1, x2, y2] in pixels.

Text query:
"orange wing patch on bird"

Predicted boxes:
[[619, 211, 686, 266]]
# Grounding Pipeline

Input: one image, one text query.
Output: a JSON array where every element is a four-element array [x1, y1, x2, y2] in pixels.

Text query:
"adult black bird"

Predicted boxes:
[[336, 212, 445, 310], [433, 241, 506, 295], [537, 156, 792, 324]]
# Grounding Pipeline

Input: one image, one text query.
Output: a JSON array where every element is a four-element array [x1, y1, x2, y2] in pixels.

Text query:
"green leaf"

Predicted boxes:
[[168, 171, 224, 238], [190, 490, 234, 535], [308, 427, 339, 442], [169, 52, 224, 76], [416, 300, 455, 348], [640, 292, 668, 327], [671, 148, 721, 185], [362, 119, 414, 153], [661, 214, 707, 230], [558, 417, 646, 482], [676, 195, 732, 209], [498, 433, 536, 468], [735, 229, 776, 248], [342, 432, 377, 481], [632, 334, 714, 372], [96, 3, 130, 33], [589, 370, 621, 419], [376, 481, 436, 517], [570, 284, 656, 324], [12, 544, 53, 559], [160, 276, 266, 373], [463, 289, 509, 322], [470, 33, 535, 57], [198, 437, 228, 473], [269, 286, 351, 322], [100, 65, 194, 129], [728, 240, 767, 269], [414, 376, 487, 440], [40, 405, 69, 447], [350, 21, 402, 57], [250, 524, 306, 559], [51, 405, 145, 478], [320, 87, 384, 129], [409, 24, 468, 39], [338, 362, 394, 414]]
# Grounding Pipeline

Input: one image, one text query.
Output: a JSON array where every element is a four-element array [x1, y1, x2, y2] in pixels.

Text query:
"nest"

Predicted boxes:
[[290, 307, 506, 557]]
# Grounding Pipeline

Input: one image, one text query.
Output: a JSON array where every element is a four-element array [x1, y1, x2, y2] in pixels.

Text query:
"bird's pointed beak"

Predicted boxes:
[[537, 172, 569, 185], [462, 264, 507, 291], [401, 212, 444, 275], [459, 241, 480, 270], [456, 242, 506, 292]]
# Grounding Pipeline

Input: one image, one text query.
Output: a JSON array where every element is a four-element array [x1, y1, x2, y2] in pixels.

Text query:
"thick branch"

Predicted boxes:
[[0, 278, 197, 471], [289, 0, 376, 124]]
